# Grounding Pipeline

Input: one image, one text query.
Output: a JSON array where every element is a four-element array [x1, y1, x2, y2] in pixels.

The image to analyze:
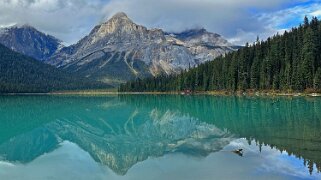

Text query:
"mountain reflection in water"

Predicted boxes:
[[0, 95, 320, 178]]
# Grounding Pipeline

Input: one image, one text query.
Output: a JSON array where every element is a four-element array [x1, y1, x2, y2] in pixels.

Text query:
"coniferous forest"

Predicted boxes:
[[119, 17, 321, 92], [0, 44, 109, 93]]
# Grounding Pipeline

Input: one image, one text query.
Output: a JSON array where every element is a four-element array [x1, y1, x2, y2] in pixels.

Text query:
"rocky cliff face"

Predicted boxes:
[[167, 28, 238, 63], [49, 12, 238, 85], [0, 25, 62, 61]]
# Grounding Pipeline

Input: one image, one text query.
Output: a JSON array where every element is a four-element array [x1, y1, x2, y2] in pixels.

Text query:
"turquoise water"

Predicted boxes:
[[0, 95, 320, 180]]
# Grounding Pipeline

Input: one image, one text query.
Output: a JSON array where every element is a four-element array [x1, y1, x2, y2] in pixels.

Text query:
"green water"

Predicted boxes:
[[0, 95, 320, 180]]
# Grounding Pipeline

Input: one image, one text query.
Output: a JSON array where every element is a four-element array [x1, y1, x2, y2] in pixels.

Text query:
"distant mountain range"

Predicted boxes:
[[0, 12, 238, 87]]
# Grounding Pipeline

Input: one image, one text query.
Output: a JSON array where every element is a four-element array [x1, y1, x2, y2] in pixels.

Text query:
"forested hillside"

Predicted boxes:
[[0, 44, 109, 93], [120, 17, 321, 92]]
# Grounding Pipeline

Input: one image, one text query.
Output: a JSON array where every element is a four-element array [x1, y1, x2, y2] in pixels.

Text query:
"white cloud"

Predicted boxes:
[[0, 0, 320, 45], [101, 0, 313, 45], [241, 2, 321, 44], [0, 0, 103, 44], [311, 9, 321, 17]]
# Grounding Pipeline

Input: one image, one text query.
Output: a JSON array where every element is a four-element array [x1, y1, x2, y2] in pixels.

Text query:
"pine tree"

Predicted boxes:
[[301, 26, 316, 89], [314, 68, 321, 90]]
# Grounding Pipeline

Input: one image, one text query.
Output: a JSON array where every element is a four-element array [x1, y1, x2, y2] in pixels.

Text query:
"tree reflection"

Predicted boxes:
[[0, 95, 320, 174]]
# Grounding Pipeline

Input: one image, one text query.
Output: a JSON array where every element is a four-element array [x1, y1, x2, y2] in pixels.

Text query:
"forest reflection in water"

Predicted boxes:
[[0, 95, 320, 179]]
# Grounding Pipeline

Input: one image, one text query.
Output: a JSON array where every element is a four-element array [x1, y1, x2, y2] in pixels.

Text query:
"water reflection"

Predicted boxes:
[[0, 95, 320, 178], [120, 95, 321, 174]]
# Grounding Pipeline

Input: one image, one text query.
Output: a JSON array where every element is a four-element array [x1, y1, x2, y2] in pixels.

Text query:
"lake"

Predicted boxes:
[[0, 95, 320, 180]]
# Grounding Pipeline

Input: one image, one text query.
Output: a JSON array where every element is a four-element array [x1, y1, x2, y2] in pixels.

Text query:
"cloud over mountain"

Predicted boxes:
[[0, 0, 320, 45]]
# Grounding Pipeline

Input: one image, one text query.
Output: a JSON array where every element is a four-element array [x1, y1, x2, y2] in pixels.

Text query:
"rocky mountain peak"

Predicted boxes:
[[105, 12, 134, 27], [94, 12, 137, 36], [0, 24, 62, 61], [82, 12, 165, 48], [110, 12, 130, 21], [172, 28, 216, 39], [170, 28, 231, 47], [0, 24, 31, 35], [178, 28, 208, 37], [47, 12, 237, 85], [14, 24, 34, 29]]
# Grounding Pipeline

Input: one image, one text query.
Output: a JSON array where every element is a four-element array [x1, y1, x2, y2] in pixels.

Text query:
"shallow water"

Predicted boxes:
[[0, 95, 320, 180]]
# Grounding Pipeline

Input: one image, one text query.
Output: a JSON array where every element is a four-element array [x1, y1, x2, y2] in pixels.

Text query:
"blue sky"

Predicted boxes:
[[0, 0, 320, 45]]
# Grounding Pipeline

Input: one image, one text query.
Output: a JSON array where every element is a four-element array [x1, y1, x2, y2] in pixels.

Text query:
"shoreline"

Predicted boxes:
[[1, 90, 321, 97]]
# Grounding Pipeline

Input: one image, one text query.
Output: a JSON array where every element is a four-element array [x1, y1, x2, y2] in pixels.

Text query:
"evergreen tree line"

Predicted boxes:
[[119, 17, 321, 92], [0, 44, 110, 93]]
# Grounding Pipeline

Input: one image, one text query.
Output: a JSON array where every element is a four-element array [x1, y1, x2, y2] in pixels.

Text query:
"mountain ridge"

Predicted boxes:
[[49, 12, 237, 85], [0, 24, 63, 61], [0, 12, 238, 86]]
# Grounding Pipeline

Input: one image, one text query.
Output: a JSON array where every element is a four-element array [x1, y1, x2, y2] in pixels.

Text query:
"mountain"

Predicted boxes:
[[0, 13, 237, 86], [0, 24, 62, 61], [119, 17, 321, 92], [166, 28, 239, 63], [49, 12, 237, 85], [0, 44, 108, 93]]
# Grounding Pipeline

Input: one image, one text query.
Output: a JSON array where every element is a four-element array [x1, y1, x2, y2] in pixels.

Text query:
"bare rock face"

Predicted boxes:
[[0, 24, 62, 61], [167, 28, 239, 64], [48, 12, 238, 85], [0, 13, 238, 85]]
